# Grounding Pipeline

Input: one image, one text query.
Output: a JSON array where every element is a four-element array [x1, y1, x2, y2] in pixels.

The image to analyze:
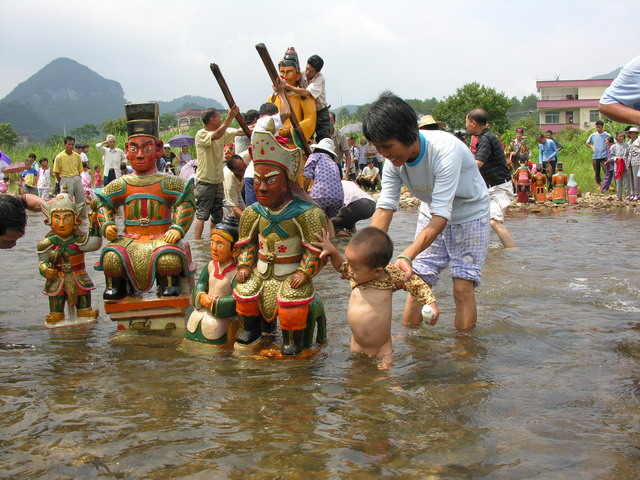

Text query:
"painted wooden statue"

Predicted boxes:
[[186, 215, 239, 345], [551, 162, 569, 204], [532, 167, 548, 202], [513, 158, 532, 203], [567, 174, 578, 204], [37, 187, 102, 328], [94, 103, 196, 332], [233, 130, 327, 356]]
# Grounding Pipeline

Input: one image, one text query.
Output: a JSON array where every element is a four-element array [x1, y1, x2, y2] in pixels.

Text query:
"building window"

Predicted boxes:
[[545, 112, 560, 124], [590, 110, 600, 123]]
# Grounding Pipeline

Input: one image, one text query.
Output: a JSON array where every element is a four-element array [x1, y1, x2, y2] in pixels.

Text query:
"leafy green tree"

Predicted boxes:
[[405, 97, 439, 116], [70, 123, 100, 143], [432, 82, 511, 132], [46, 134, 64, 146], [101, 117, 127, 137], [337, 108, 350, 123], [0, 123, 19, 148], [159, 113, 177, 130]]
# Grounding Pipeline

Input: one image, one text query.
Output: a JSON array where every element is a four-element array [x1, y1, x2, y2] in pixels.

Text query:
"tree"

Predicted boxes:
[[432, 82, 511, 133], [101, 117, 127, 137], [46, 134, 64, 146], [337, 108, 350, 123], [405, 97, 439, 116], [159, 113, 177, 131], [0, 123, 19, 148], [70, 123, 100, 143]]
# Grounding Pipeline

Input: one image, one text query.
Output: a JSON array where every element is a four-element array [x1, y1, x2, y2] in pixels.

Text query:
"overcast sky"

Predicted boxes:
[[1, 0, 637, 113]]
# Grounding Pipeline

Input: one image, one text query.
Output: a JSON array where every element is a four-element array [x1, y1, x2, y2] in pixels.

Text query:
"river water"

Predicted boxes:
[[1, 207, 639, 479]]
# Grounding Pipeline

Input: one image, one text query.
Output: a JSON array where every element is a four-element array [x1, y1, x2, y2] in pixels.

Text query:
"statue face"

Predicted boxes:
[[279, 65, 300, 87], [126, 136, 161, 175], [254, 164, 291, 209], [51, 211, 76, 237], [210, 233, 233, 263]]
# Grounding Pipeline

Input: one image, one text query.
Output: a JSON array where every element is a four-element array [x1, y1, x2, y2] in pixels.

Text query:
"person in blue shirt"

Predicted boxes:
[[537, 134, 558, 189], [599, 54, 640, 125], [20, 155, 39, 195], [586, 120, 611, 186]]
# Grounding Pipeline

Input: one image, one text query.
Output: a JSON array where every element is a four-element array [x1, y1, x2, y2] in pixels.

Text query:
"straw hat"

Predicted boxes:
[[418, 115, 445, 129]]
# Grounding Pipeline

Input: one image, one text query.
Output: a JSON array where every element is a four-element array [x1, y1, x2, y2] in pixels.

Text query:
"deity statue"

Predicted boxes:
[[233, 130, 328, 356], [94, 103, 196, 332], [567, 174, 578, 204], [269, 47, 316, 148], [551, 162, 569, 204], [185, 216, 239, 345], [37, 187, 102, 328], [532, 167, 548, 202], [513, 158, 532, 203]]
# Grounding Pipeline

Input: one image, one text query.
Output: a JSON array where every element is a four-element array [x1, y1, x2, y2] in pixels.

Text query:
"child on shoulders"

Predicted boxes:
[[312, 226, 438, 369]]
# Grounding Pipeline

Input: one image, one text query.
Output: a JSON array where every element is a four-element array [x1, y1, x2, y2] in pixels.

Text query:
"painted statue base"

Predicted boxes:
[[44, 313, 99, 330], [233, 296, 327, 358], [105, 292, 192, 335]]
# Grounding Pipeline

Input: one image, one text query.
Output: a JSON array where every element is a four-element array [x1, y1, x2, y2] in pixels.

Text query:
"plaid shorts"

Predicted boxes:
[[412, 206, 489, 287]]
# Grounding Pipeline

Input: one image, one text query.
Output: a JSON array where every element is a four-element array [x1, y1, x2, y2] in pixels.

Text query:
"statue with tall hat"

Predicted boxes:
[[94, 103, 196, 316], [37, 186, 102, 328], [567, 174, 579, 204], [551, 162, 569, 204], [233, 129, 328, 355]]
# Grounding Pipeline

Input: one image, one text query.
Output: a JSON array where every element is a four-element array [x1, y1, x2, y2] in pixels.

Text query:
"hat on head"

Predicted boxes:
[[252, 130, 302, 182], [41, 184, 84, 226], [125, 103, 159, 139], [629, 127, 639, 133], [163, 144, 171, 149], [567, 174, 577, 188], [418, 115, 445, 129], [516, 128, 524, 134], [310, 138, 336, 159], [211, 215, 239, 246]]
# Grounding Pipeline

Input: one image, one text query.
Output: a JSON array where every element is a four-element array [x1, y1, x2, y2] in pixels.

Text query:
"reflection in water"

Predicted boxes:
[[0, 208, 639, 478]]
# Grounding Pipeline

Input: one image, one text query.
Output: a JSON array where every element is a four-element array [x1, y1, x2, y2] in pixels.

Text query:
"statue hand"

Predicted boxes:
[[289, 272, 308, 289], [279, 127, 291, 138], [44, 267, 57, 280], [200, 293, 213, 310], [105, 225, 118, 241], [164, 229, 181, 244], [87, 211, 98, 226], [237, 267, 251, 283]]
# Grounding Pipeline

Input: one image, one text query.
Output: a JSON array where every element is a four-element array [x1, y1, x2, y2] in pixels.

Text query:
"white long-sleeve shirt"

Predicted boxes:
[[96, 143, 126, 177]]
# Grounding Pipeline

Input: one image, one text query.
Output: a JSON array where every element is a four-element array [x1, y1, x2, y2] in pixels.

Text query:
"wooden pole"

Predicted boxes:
[[255, 43, 312, 156], [209, 63, 252, 138]]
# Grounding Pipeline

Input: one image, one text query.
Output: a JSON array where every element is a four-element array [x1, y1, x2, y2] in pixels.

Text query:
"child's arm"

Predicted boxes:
[[311, 228, 344, 272]]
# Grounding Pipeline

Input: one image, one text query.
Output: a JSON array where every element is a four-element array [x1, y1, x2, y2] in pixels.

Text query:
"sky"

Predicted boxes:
[[1, 0, 638, 114]]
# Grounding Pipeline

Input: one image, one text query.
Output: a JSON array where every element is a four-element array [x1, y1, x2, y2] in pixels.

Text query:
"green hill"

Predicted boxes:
[[156, 95, 223, 114]]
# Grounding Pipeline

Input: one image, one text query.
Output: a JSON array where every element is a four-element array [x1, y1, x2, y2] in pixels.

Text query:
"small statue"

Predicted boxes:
[[513, 157, 532, 203], [551, 162, 569, 204], [185, 216, 239, 345], [532, 166, 548, 202], [567, 174, 578, 204], [37, 187, 102, 328], [233, 130, 328, 355]]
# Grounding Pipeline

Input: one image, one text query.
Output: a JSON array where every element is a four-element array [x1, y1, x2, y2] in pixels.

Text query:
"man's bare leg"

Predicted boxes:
[[194, 218, 205, 240], [402, 294, 423, 327], [452, 278, 477, 330], [490, 219, 514, 248]]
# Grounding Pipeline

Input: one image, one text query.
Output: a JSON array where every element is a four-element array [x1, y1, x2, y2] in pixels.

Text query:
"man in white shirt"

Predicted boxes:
[[356, 160, 380, 191], [223, 155, 246, 220], [96, 135, 126, 186]]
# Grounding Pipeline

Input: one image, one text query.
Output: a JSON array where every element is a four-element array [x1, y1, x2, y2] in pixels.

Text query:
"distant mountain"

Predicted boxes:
[[0, 57, 127, 141], [331, 104, 359, 115], [156, 95, 223, 114], [591, 68, 621, 80]]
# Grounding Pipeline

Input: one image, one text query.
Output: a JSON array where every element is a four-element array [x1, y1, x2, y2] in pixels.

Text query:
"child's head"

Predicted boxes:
[[616, 131, 625, 143], [606, 136, 615, 146], [345, 227, 393, 284], [94, 165, 100, 172], [83, 162, 90, 170], [39, 158, 48, 168]]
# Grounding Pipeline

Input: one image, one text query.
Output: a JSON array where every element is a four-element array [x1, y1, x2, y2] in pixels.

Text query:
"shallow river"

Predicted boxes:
[[1, 207, 639, 479]]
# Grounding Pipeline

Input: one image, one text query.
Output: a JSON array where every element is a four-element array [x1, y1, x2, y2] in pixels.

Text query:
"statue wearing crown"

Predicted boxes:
[[37, 187, 102, 328], [94, 103, 196, 332], [233, 130, 327, 355]]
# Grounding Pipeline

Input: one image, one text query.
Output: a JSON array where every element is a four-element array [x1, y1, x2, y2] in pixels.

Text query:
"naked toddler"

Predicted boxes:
[[313, 227, 438, 367]]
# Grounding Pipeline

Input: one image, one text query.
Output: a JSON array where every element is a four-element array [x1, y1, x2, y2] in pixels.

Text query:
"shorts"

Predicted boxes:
[[488, 180, 513, 223], [195, 181, 224, 223], [412, 210, 489, 287]]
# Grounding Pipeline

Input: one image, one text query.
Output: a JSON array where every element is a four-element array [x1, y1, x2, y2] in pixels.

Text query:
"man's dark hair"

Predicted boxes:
[[595, 120, 604, 127], [28, 153, 36, 160], [348, 226, 393, 269], [307, 55, 324, 72], [537, 134, 546, 140], [63, 136, 75, 144], [545, 130, 554, 135], [259, 103, 278, 116], [244, 109, 260, 124], [329, 111, 336, 122], [362, 92, 419, 147], [39, 157, 48, 165], [467, 108, 488, 126], [227, 155, 245, 173], [0, 195, 27, 236], [201, 109, 220, 124]]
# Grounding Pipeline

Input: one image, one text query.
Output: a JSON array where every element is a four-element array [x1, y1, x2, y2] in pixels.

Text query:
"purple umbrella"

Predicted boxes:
[[0, 151, 11, 172], [168, 134, 195, 148]]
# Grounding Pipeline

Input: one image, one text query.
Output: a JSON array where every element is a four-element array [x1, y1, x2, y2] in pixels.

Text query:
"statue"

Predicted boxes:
[[233, 130, 328, 356], [551, 162, 568, 204], [532, 167, 547, 202], [567, 174, 578, 204], [513, 158, 532, 203], [37, 187, 102, 328], [94, 103, 196, 332], [270, 47, 316, 148], [185, 216, 239, 345]]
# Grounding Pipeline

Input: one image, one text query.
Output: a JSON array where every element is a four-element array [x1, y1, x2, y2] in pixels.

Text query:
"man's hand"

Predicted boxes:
[[289, 272, 308, 289], [236, 266, 251, 283], [104, 225, 119, 241], [228, 104, 240, 119], [164, 229, 181, 244], [394, 256, 413, 282]]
